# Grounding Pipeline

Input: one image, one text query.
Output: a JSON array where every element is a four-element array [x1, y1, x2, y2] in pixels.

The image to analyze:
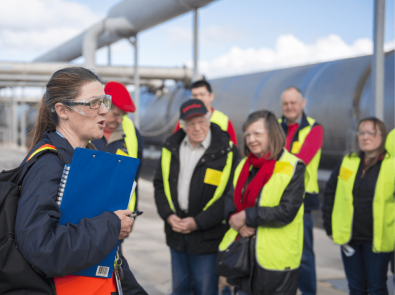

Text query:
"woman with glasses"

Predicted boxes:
[[220, 110, 305, 294], [15, 67, 147, 295], [322, 117, 394, 294]]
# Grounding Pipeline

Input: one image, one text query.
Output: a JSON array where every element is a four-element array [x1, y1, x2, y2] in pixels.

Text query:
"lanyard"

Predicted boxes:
[[56, 130, 65, 138]]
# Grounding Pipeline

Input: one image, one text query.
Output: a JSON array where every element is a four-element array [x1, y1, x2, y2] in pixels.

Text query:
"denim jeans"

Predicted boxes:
[[341, 241, 391, 295], [170, 248, 218, 295], [298, 212, 317, 295]]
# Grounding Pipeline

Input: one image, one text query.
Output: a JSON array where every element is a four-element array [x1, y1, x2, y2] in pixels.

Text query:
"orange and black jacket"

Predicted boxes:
[[15, 130, 147, 295]]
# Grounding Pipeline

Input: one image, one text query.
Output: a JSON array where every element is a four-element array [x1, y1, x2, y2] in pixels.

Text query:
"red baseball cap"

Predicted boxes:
[[104, 81, 136, 113]]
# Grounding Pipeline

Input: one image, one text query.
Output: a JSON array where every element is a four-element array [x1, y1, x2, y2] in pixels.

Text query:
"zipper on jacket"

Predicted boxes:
[[371, 173, 380, 253]]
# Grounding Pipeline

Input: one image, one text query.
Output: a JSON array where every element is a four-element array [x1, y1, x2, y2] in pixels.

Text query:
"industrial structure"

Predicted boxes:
[[139, 50, 394, 168], [0, 0, 392, 171]]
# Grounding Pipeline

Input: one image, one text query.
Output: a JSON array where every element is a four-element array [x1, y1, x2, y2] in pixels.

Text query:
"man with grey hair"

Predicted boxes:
[[279, 86, 324, 295], [154, 99, 239, 295]]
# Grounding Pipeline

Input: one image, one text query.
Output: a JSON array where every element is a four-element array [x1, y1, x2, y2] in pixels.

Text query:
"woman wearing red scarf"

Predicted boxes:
[[221, 110, 306, 295]]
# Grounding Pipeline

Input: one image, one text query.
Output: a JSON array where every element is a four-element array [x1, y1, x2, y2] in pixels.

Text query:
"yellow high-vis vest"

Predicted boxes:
[[219, 150, 304, 271], [161, 142, 234, 213], [210, 110, 229, 131], [116, 115, 139, 211], [279, 117, 321, 194], [386, 129, 394, 158], [332, 153, 395, 252]]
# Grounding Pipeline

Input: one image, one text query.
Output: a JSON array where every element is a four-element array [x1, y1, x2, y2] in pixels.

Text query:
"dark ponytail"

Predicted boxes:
[[28, 67, 103, 152]]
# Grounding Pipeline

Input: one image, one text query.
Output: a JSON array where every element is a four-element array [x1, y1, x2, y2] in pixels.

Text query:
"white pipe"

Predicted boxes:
[[372, 0, 386, 120], [83, 17, 135, 70], [0, 96, 42, 103], [83, 21, 105, 70], [0, 79, 163, 89], [0, 62, 193, 82], [108, 45, 112, 66], [11, 88, 17, 146], [133, 36, 140, 129], [35, 0, 216, 63], [20, 87, 26, 147], [193, 8, 199, 81]]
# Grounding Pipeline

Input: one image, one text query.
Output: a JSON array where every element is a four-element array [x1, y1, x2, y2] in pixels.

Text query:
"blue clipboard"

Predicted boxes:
[[58, 147, 139, 278]]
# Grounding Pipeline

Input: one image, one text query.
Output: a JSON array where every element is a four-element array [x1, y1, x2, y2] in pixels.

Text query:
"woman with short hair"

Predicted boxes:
[[322, 117, 394, 294], [15, 67, 147, 295], [220, 110, 305, 294]]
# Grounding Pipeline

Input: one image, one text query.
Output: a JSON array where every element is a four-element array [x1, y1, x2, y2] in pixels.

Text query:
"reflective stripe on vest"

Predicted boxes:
[[161, 147, 176, 212], [161, 142, 234, 213], [203, 143, 233, 210], [219, 150, 304, 270], [332, 153, 395, 252], [210, 110, 229, 131], [120, 115, 138, 211], [27, 144, 56, 161], [279, 117, 321, 194], [386, 129, 395, 157]]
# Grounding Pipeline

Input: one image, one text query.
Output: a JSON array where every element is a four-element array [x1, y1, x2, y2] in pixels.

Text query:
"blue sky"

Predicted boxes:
[[0, 0, 393, 78]]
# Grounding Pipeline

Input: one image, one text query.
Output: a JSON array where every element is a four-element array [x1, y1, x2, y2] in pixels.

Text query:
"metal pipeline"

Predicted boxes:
[[0, 62, 194, 84], [34, 0, 217, 63], [139, 51, 395, 169], [83, 17, 135, 70]]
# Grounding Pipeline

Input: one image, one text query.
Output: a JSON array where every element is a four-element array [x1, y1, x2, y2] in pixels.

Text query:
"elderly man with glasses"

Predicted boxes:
[[278, 86, 324, 295], [173, 80, 238, 147], [154, 99, 239, 295]]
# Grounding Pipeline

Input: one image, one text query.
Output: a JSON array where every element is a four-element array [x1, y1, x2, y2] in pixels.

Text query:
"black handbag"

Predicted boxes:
[[216, 236, 251, 279]]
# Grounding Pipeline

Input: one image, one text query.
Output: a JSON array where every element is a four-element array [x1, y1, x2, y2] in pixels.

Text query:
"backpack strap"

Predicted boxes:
[[26, 144, 57, 162], [17, 144, 65, 186]]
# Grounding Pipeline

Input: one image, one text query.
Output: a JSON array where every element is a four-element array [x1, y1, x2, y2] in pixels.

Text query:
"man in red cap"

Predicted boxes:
[[92, 81, 143, 215]]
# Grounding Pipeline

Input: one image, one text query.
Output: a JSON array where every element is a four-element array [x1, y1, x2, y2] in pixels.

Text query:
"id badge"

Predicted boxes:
[[204, 168, 222, 186]]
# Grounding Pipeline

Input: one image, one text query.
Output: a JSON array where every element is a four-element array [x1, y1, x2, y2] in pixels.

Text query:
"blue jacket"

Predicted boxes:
[[15, 130, 147, 295]]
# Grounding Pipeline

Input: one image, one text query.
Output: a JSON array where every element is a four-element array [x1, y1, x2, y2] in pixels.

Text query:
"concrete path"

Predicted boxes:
[[0, 144, 26, 171]]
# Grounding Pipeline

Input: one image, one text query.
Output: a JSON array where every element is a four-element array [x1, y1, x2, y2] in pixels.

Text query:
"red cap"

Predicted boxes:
[[104, 81, 136, 113]]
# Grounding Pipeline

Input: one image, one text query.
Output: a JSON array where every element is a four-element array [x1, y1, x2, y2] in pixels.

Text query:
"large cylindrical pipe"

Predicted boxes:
[[83, 17, 135, 69], [0, 62, 194, 83], [139, 51, 395, 169], [34, 0, 216, 62]]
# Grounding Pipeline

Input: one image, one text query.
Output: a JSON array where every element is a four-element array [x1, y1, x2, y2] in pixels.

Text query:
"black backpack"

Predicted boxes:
[[0, 144, 64, 295]]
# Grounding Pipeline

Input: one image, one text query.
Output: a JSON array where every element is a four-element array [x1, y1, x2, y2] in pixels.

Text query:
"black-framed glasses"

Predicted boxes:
[[62, 95, 112, 110]]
